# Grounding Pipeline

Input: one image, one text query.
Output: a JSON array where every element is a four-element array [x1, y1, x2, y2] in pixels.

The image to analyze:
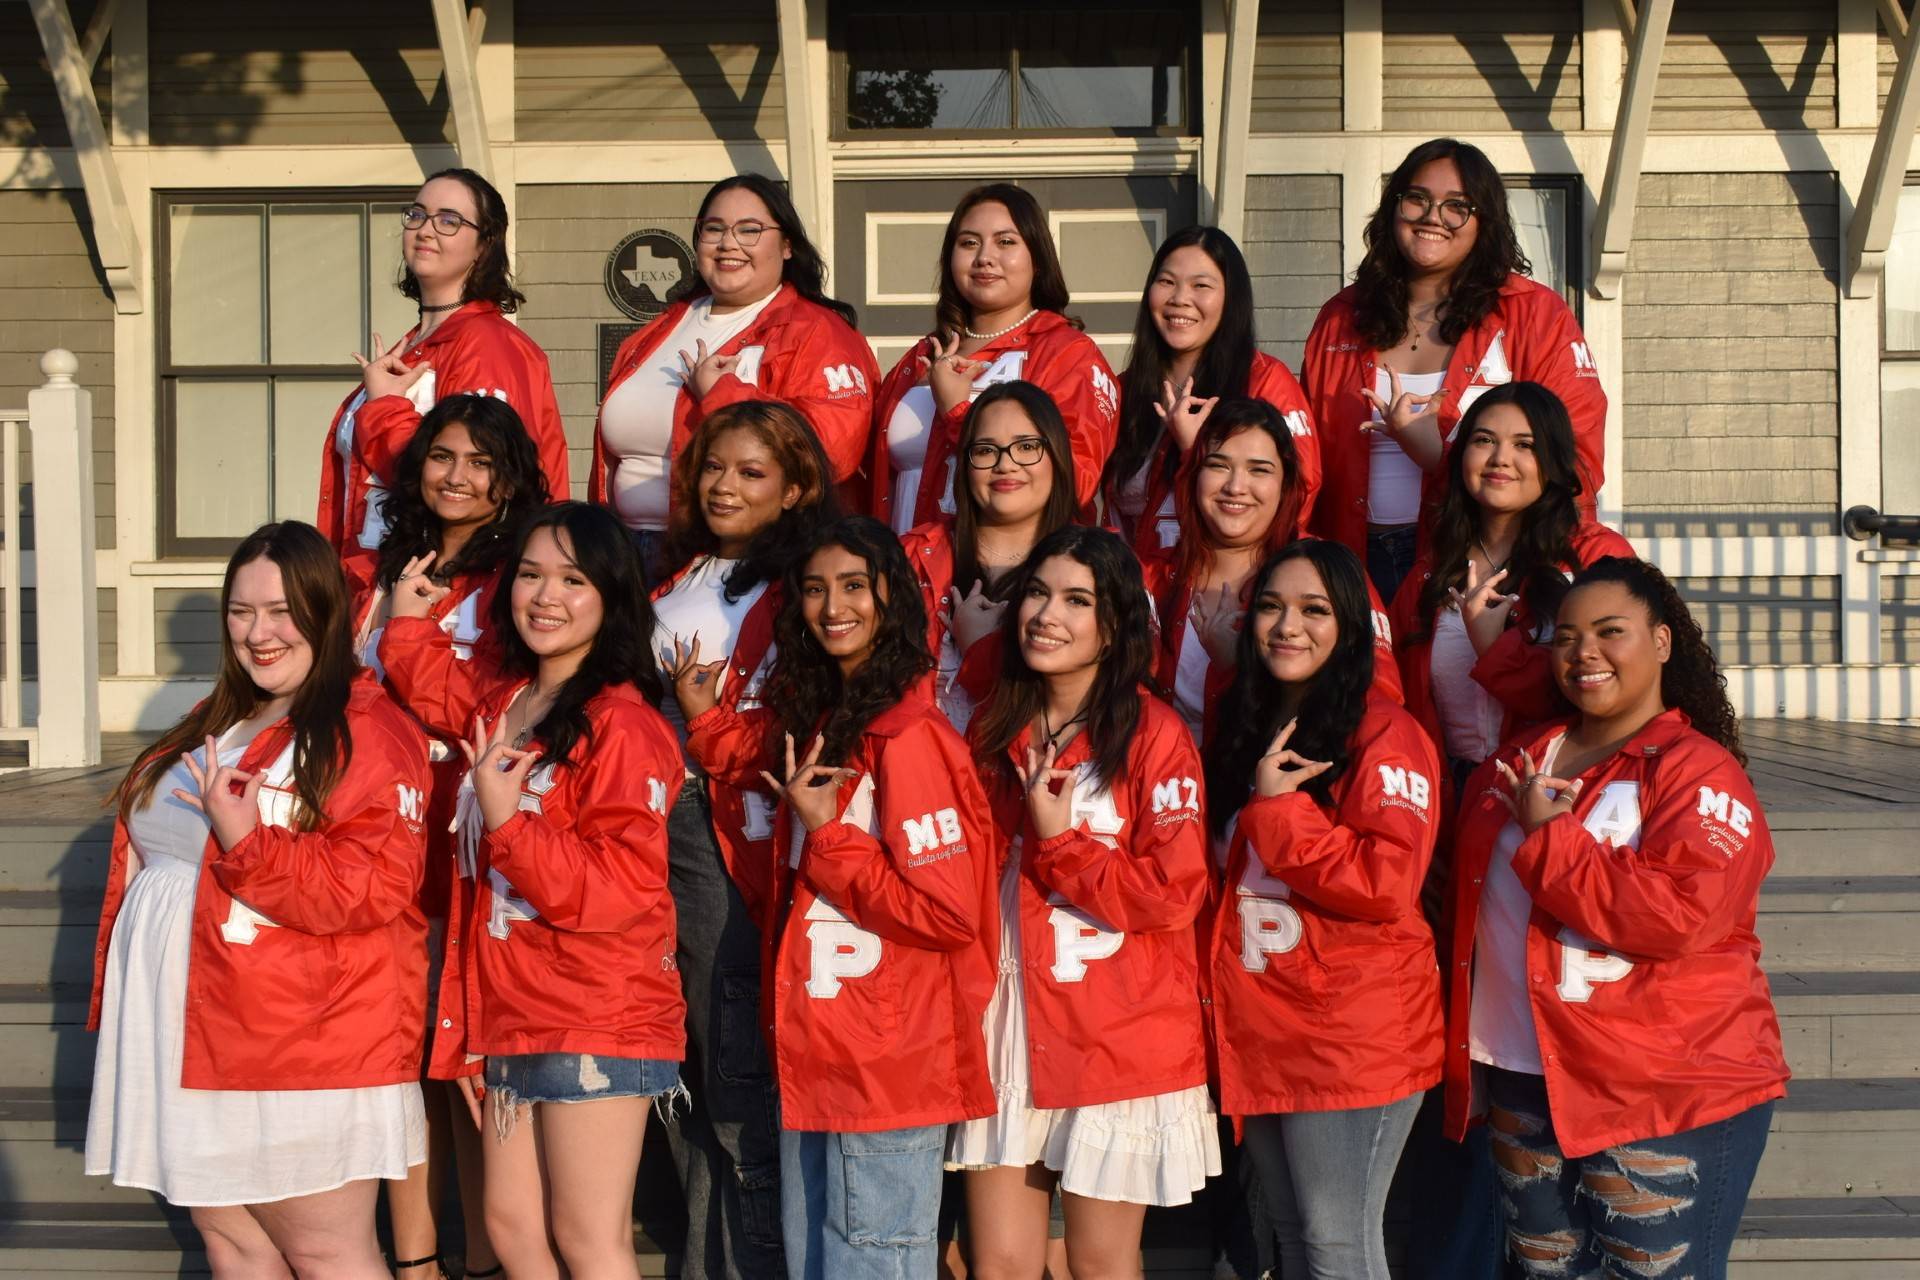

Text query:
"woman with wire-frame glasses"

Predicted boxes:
[[317, 167, 571, 615], [588, 174, 878, 585], [1298, 139, 1606, 608]]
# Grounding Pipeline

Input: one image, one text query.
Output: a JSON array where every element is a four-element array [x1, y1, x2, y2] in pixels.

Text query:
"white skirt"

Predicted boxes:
[[945, 863, 1221, 1206], [85, 855, 425, 1207]]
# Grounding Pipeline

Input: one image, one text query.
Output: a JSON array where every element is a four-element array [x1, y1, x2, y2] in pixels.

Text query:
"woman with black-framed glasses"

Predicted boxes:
[[317, 167, 571, 612], [1300, 138, 1606, 605], [590, 174, 878, 583]]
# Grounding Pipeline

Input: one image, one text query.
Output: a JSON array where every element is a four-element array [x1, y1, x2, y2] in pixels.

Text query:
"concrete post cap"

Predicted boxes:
[[39, 349, 79, 382]]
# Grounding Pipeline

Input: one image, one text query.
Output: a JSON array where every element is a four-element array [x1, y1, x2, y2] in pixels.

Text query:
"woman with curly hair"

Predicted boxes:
[[1102, 225, 1321, 555], [952, 525, 1219, 1279], [1205, 537, 1444, 1280], [319, 167, 570, 604], [1301, 139, 1605, 601], [1443, 557, 1787, 1280], [678, 516, 996, 1278]]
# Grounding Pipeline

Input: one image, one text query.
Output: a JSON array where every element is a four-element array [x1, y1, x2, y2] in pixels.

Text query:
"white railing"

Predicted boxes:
[[0, 349, 101, 768]]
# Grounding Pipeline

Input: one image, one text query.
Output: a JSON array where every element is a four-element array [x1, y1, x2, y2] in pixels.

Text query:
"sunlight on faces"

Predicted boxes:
[[800, 544, 886, 677], [698, 426, 801, 557], [1197, 427, 1286, 550], [1394, 157, 1479, 279], [405, 175, 483, 292], [1250, 557, 1338, 686], [1017, 554, 1104, 676], [1149, 245, 1226, 356], [227, 556, 315, 699], [422, 420, 503, 532], [966, 399, 1055, 525], [951, 201, 1035, 320], [1551, 580, 1671, 723], [698, 186, 790, 310], [1460, 403, 1544, 515], [511, 526, 604, 664]]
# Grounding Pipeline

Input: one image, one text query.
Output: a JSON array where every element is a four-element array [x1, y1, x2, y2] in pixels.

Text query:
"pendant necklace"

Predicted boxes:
[[1040, 705, 1088, 753]]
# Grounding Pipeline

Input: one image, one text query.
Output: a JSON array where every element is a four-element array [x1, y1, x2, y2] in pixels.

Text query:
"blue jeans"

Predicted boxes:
[[1241, 1092, 1423, 1280], [1485, 1068, 1772, 1280], [1367, 523, 1420, 605], [780, 1125, 944, 1280]]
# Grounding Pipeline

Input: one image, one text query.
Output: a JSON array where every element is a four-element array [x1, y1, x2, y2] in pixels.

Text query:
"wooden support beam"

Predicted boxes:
[[1214, 0, 1260, 238], [1881, 0, 1910, 57], [430, 0, 494, 179], [1847, 0, 1920, 297], [80, 0, 117, 72], [1589, 0, 1673, 299], [775, 0, 827, 238], [1613, 0, 1636, 38], [27, 0, 142, 313]]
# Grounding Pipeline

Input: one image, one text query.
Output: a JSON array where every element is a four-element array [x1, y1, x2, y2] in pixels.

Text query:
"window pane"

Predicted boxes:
[[174, 380, 270, 538], [269, 205, 365, 364], [272, 379, 347, 520], [369, 202, 418, 350], [1885, 187, 1920, 352], [1510, 186, 1570, 301], [845, 13, 1012, 129], [1883, 363, 1920, 512], [169, 206, 265, 365], [1018, 11, 1185, 129]]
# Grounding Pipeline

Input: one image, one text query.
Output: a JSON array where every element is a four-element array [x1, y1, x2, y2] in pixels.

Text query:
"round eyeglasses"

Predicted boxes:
[[965, 437, 1047, 470], [401, 206, 482, 236], [1396, 190, 1476, 231], [696, 219, 781, 246]]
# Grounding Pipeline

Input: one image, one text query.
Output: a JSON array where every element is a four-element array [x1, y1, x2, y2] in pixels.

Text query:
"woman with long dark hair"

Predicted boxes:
[[1206, 538, 1444, 1280], [1443, 557, 1786, 1279], [654, 400, 841, 1277], [591, 173, 876, 577], [868, 183, 1118, 535], [900, 380, 1077, 731], [88, 521, 432, 1277], [1301, 139, 1605, 601], [950, 526, 1218, 1278], [319, 167, 570, 604], [380, 502, 686, 1280], [1103, 225, 1321, 554], [680, 516, 996, 1278]]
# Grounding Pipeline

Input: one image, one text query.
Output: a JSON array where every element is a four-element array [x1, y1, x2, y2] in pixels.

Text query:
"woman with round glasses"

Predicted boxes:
[[318, 167, 570, 605], [1300, 139, 1605, 604], [590, 175, 878, 580]]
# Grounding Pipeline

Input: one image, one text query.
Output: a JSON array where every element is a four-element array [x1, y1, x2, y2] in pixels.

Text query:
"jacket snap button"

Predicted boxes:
[[441, 1018, 453, 1029]]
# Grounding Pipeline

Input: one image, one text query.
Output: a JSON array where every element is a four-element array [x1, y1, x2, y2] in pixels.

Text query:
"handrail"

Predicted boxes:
[[0, 408, 22, 732], [1842, 505, 1920, 542]]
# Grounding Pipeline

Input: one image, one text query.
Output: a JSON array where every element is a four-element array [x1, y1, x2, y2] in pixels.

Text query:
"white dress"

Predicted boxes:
[[946, 859, 1222, 1206], [85, 734, 426, 1207]]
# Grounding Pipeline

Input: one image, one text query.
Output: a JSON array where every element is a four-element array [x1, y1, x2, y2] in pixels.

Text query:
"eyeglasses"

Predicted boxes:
[[965, 437, 1047, 470], [696, 219, 781, 246], [1397, 190, 1476, 230], [402, 206, 482, 236]]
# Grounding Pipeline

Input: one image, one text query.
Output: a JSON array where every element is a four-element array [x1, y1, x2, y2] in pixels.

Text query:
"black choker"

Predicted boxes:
[[418, 300, 462, 313]]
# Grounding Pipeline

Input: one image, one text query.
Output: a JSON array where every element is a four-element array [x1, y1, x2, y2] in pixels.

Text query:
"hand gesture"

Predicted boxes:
[[1360, 366, 1441, 437], [926, 332, 987, 416], [679, 338, 741, 399], [1254, 719, 1333, 798], [390, 551, 451, 620], [1188, 582, 1243, 667], [1494, 747, 1582, 834], [461, 713, 537, 832], [944, 580, 1006, 654], [1452, 562, 1516, 656], [665, 636, 726, 721], [1015, 741, 1076, 840], [1155, 376, 1220, 452], [354, 333, 430, 402], [760, 733, 856, 834], [174, 734, 263, 850]]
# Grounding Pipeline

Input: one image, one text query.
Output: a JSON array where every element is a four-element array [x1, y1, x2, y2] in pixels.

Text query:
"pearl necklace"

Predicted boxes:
[[964, 308, 1038, 342]]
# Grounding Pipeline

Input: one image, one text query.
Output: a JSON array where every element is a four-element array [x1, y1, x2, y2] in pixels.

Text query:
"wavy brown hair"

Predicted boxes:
[[113, 523, 356, 829], [398, 166, 526, 314], [1172, 398, 1305, 593], [934, 183, 1076, 338]]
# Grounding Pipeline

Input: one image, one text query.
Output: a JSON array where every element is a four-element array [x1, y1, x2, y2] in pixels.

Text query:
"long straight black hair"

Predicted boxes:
[[692, 174, 859, 327], [951, 381, 1077, 600]]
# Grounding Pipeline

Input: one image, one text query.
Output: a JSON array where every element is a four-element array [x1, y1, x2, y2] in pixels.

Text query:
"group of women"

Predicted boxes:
[[84, 136, 1788, 1280]]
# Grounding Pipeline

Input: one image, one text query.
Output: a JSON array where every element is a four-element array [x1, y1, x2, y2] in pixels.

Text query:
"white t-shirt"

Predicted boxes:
[[651, 556, 771, 745], [886, 385, 940, 536], [1430, 604, 1507, 765], [1172, 617, 1211, 744], [1367, 367, 1442, 526], [1468, 816, 1545, 1073], [601, 291, 780, 531]]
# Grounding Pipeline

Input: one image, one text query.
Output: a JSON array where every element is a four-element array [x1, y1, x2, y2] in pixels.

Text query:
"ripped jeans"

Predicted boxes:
[[1484, 1068, 1772, 1280]]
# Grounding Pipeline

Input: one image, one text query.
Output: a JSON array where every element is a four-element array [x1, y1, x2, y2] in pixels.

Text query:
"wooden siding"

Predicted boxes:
[[1250, 0, 1342, 133], [516, 2, 785, 143], [0, 1, 110, 149], [0, 190, 115, 552], [149, 5, 451, 147], [512, 183, 715, 491], [0, 589, 116, 679], [1675, 575, 1839, 666], [1622, 172, 1839, 533], [1241, 175, 1344, 369], [1650, 0, 1837, 132], [1382, 0, 1583, 133], [154, 587, 224, 677], [1885, 572, 1920, 665]]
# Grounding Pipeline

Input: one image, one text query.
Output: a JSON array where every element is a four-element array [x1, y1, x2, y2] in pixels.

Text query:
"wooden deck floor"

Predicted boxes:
[[0, 722, 1915, 825]]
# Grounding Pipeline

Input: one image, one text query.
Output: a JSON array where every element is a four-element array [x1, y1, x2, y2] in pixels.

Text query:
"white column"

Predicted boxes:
[[776, 0, 828, 238], [27, 351, 101, 768], [1214, 0, 1260, 239]]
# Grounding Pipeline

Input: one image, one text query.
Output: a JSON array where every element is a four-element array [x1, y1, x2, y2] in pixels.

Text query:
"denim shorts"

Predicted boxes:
[[485, 1051, 683, 1104]]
